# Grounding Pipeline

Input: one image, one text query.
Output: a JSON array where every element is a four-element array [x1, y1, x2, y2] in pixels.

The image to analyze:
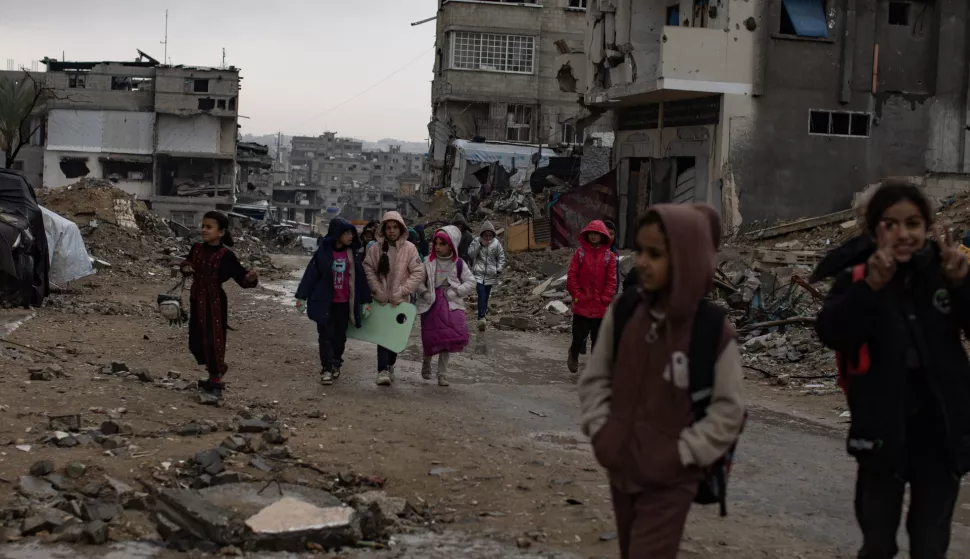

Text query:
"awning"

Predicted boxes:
[[453, 139, 556, 171], [782, 0, 828, 38], [97, 154, 153, 163]]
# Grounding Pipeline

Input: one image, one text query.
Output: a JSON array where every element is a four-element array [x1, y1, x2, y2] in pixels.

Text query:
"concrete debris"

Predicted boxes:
[[244, 497, 359, 551]]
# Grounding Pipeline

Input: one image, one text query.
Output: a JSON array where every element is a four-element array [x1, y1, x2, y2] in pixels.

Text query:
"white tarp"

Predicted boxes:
[[40, 206, 95, 284], [450, 140, 555, 193], [47, 109, 154, 154], [156, 114, 222, 154]]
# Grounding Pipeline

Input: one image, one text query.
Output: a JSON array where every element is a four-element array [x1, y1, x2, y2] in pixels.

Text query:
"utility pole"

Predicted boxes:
[[222, 48, 226, 69], [161, 10, 169, 64]]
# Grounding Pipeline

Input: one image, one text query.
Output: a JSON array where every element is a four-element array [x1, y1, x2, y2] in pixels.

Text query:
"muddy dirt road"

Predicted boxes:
[[1, 256, 969, 558]]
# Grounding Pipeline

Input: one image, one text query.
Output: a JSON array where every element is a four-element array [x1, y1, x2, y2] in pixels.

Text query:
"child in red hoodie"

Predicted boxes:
[[566, 220, 618, 373]]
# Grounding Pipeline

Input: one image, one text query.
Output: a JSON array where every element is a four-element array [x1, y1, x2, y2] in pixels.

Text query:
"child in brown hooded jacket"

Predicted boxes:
[[578, 204, 745, 558]]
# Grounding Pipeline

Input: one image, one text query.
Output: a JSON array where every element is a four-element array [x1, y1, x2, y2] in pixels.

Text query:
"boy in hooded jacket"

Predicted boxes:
[[815, 180, 970, 559], [578, 204, 745, 559], [468, 220, 506, 330], [566, 220, 618, 373], [415, 225, 477, 386], [364, 211, 425, 386], [295, 218, 371, 386]]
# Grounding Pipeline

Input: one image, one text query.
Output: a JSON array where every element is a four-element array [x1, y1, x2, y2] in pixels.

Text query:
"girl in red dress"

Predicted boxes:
[[180, 211, 258, 403]]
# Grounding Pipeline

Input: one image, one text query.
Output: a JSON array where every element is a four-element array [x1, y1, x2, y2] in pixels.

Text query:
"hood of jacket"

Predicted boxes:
[[579, 220, 612, 251], [647, 204, 721, 319], [430, 225, 461, 262], [479, 220, 496, 236], [378, 211, 408, 242], [324, 218, 361, 250]]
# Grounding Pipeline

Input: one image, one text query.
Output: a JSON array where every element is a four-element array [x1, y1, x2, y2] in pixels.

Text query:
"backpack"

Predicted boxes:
[[835, 264, 871, 393], [612, 288, 747, 517]]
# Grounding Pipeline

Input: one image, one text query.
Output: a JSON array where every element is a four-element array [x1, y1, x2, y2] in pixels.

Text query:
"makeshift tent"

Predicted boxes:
[[40, 207, 95, 285], [0, 170, 49, 305], [449, 140, 556, 194]]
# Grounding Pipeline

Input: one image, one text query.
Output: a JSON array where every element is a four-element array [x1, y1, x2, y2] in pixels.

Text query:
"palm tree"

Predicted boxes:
[[0, 71, 52, 169]]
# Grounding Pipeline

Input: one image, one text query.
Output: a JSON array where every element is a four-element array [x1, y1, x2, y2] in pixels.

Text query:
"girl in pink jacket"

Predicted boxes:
[[363, 211, 425, 386]]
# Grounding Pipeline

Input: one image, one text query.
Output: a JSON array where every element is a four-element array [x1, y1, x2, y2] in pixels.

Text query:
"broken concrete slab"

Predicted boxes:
[[199, 482, 342, 519], [154, 488, 241, 546], [81, 500, 123, 523], [237, 419, 271, 433], [221, 436, 247, 453], [29, 460, 54, 477], [244, 497, 359, 551], [18, 476, 58, 500], [194, 449, 226, 476], [21, 508, 76, 536]]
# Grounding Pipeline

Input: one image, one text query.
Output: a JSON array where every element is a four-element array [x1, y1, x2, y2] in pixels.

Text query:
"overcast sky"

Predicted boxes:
[[1, 0, 439, 141]]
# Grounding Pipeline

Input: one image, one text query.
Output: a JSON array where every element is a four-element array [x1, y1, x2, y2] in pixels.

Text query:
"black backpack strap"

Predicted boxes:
[[611, 287, 643, 362], [688, 300, 727, 421]]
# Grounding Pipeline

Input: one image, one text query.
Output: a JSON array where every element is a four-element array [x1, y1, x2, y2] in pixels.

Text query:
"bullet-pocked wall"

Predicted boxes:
[[733, 0, 970, 222]]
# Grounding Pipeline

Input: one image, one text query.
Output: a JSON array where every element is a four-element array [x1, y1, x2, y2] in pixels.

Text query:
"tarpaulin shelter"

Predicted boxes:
[[0, 169, 49, 305], [449, 140, 556, 194], [40, 206, 95, 285], [550, 169, 617, 249]]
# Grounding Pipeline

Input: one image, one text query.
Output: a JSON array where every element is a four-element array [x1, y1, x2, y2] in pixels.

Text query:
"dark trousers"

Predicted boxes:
[[610, 483, 696, 559], [570, 314, 602, 356], [855, 463, 960, 559], [476, 282, 493, 319], [316, 302, 349, 371], [377, 346, 397, 371]]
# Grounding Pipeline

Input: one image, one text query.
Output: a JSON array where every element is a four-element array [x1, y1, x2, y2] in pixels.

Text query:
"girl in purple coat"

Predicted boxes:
[[414, 225, 476, 386]]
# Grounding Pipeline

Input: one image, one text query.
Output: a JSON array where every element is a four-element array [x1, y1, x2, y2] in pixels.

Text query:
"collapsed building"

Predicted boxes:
[[32, 51, 242, 226], [581, 0, 970, 241]]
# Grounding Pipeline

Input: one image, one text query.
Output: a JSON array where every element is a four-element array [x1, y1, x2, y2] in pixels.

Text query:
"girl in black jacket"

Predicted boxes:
[[815, 181, 970, 559]]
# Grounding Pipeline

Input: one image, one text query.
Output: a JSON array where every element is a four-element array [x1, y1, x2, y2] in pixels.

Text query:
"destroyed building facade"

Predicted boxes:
[[584, 0, 970, 236], [427, 0, 609, 190], [39, 55, 242, 224]]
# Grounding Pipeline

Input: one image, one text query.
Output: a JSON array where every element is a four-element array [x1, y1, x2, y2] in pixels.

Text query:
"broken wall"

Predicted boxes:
[[47, 63, 156, 112], [156, 115, 233, 155], [42, 151, 152, 198], [154, 68, 239, 117], [734, 0, 969, 222]]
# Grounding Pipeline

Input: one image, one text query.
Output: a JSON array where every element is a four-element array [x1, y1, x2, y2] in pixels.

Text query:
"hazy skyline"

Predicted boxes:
[[1, 0, 439, 141]]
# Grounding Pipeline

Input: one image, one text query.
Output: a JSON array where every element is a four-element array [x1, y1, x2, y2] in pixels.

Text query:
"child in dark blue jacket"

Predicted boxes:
[[295, 218, 372, 385]]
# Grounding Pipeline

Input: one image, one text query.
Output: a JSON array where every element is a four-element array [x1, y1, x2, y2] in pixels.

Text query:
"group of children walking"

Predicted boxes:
[[295, 211, 506, 387], [181, 181, 970, 557]]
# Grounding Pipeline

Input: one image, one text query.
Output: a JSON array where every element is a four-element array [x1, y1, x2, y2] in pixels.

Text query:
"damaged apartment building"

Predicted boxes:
[[280, 135, 420, 227], [584, 0, 970, 241], [40, 52, 242, 224], [428, 0, 611, 190]]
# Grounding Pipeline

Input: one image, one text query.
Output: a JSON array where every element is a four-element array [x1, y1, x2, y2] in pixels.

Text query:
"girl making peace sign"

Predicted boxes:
[[815, 180, 970, 558]]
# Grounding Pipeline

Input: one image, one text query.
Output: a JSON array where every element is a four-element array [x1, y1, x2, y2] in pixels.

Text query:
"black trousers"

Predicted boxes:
[[855, 462, 960, 559], [570, 314, 602, 356], [317, 302, 350, 371]]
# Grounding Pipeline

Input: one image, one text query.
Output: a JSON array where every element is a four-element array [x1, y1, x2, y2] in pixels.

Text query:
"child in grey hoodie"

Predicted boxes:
[[467, 220, 506, 331]]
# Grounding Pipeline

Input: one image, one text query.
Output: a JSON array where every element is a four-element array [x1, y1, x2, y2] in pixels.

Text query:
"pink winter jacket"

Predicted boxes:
[[363, 211, 425, 305]]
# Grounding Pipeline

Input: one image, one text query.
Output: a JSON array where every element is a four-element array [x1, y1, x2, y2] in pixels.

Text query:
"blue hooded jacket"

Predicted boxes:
[[295, 218, 372, 327]]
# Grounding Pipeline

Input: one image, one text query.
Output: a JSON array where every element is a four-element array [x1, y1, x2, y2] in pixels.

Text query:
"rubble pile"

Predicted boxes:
[[0, 361, 428, 551], [37, 179, 288, 282], [477, 249, 578, 332]]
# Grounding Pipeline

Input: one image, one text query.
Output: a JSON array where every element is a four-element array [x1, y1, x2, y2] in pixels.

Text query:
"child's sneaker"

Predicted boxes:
[[437, 374, 450, 387], [320, 370, 334, 386], [567, 351, 579, 374], [478, 318, 487, 331], [388, 365, 396, 382], [376, 371, 392, 386], [421, 359, 433, 380], [331, 366, 341, 381]]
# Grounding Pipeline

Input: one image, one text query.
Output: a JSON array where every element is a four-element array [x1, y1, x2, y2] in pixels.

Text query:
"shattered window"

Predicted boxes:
[[808, 109, 871, 137], [67, 72, 87, 89], [506, 104, 534, 142], [452, 32, 535, 74], [568, 0, 588, 8], [194, 79, 210, 93]]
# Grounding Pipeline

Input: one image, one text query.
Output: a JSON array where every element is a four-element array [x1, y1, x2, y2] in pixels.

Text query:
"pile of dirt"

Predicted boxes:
[[37, 179, 288, 282]]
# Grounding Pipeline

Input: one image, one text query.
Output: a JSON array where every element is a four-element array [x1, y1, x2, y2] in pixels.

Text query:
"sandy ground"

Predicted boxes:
[[1, 255, 970, 558]]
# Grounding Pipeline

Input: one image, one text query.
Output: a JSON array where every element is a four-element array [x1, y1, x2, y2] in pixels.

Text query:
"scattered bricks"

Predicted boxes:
[[82, 520, 109, 545], [29, 460, 54, 477], [48, 415, 82, 432], [264, 446, 291, 460], [194, 449, 226, 476], [133, 368, 154, 382], [221, 436, 247, 453], [237, 419, 271, 434], [21, 508, 74, 536], [212, 472, 242, 486], [18, 476, 58, 500], [110, 361, 130, 374], [261, 428, 289, 445], [248, 457, 273, 473], [100, 420, 121, 436], [81, 501, 123, 523], [167, 370, 182, 379], [178, 422, 203, 437]]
